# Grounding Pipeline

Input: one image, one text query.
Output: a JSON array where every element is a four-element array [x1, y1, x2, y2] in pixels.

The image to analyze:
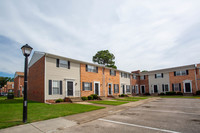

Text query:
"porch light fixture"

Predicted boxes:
[[21, 44, 33, 123]]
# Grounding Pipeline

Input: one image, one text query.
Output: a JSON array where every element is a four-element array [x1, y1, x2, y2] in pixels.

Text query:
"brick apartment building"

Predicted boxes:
[[6, 82, 14, 93], [27, 51, 200, 103], [14, 72, 24, 97]]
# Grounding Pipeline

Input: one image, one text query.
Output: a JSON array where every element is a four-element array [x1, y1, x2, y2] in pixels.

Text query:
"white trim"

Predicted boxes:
[[140, 85, 145, 94], [108, 83, 112, 95], [94, 81, 100, 96], [66, 79, 75, 97], [183, 80, 192, 93], [121, 84, 126, 94]]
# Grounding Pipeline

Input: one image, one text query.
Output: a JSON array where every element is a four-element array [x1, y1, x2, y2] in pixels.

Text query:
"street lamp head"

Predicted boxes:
[[21, 44, 33, 56]]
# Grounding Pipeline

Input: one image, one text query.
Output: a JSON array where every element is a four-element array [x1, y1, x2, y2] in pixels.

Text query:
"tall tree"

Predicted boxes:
[[93, 50, 117, 69], [0, 77, 12, 88]]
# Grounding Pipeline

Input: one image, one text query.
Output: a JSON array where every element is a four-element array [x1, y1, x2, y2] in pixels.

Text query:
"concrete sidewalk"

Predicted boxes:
[[0, 97, 158, 133]]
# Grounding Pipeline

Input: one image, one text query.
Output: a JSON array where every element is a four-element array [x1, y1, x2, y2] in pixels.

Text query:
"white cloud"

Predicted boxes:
[[0, 0, 200, 75]]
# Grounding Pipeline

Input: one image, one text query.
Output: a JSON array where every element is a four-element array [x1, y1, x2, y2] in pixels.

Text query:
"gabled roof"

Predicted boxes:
[[14, 72, 24, 78], [29, 51, 132, 74]]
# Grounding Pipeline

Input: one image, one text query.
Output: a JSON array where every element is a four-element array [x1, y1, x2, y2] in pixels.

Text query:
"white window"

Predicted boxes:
[[114, 84, 119, 93], [53, 81, 60, 94], [126, 85, 130, 93], [175, 70, 187, 76], [83, 82, 92, 91], [155, 73, 163, 78], [133, 75, 137, 79], [162, 84, 169, 92], [12, 84, 14, 88], [87, 65, 98, 73], [140, 75, 145, 80], [110, 70, 116, 76], [59, 60, 68, 68], [174, 83, 179, 91]]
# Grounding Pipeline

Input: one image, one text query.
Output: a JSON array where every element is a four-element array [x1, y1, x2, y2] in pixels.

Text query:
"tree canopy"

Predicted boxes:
[[93, 50, 117, 69], [0, 77, 13, 88]]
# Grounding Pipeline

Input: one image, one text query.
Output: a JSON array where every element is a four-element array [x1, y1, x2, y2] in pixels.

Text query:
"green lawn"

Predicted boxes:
[[89, 100, 128, 105], [0, 97, 104, 129], [159, 96, 200, 99], [114, 98, 139, 102], [126, 96, 150, 100]]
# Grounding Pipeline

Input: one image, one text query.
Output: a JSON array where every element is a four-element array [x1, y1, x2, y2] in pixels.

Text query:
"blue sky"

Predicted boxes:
[[0, 0, 200, 78]]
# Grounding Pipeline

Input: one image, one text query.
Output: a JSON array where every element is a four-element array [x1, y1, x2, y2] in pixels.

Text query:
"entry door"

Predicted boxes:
[[95, 83, 99, 95], [185, 83, 191, 93], [141, 86, 145, 93], [122, 85, 125, 94], [67, 81, 73, 96], [108, 84, 112, 95], [154, 85, 158, 93]]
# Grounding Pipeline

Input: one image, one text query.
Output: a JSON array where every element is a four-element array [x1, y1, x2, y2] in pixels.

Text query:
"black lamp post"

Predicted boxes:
[[21, 44, 33, 123]]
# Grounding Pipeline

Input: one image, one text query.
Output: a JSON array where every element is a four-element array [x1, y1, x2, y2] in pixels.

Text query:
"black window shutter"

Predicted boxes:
[[172, 84, 174, 91], [49, 80, 52, 95], [155, 74, 157, 79], [82, 82, 85, 91], [179, 83, 181, 91], [56, 59, 59, 67], [161, 73, 163, 78], [186, 70, 189, 75], [68, 61, 70, 69], [117, 84, 119, 93], [174, 71, 176, 76], [114, 84, 116, 93], [162, 84, 164, 92], [96, 67, 98, 73], [86, 65, 88, 71], [144, 75, 146, 79], [90, 83, 92, 91], [60, 81, 62, 95], [110, 70, 111, 75]]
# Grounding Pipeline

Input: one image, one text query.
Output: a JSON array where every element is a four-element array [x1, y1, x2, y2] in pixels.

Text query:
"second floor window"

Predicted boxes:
[[86, 65, 98, 73], [56, 59, 70, 69], [155, 73, 163, 78], [174, 70, 188, 76], [110, 70, 116, 76], [140, 75, 145, 80]]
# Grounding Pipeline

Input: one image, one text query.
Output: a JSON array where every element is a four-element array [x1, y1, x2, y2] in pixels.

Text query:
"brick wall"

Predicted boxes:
[[105, 69, 120, 96], [139, 75, 149, 93], [80, 64, 103, 97], [28, 56, 45, 102], [14, 76, 24, 97], [169, 69, 196, 93]]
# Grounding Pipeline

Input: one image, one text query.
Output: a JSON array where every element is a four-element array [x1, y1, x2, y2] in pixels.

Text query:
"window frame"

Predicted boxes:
[[52, 80, 60, 95], [83, 82, 92, 91]]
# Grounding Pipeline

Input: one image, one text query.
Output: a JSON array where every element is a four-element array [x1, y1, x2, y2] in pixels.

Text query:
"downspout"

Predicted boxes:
[[194, 66, 198, 91]]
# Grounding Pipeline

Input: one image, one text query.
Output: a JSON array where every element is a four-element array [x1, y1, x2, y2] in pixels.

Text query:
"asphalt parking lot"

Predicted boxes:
[[59, 98, 200, 133]]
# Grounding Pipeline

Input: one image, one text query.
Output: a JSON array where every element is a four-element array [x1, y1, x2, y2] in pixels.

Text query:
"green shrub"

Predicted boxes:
[[166, 91, 176, 95], [159, 92, 165, 96], [88, 95, 93, 100], [55, 99, 64, 103], [176, 92, 183, 95], [144, 93, 150, 96], [81, 96, 88, 101], [90, 94, 98, 100], [7, 92, 14, 99], [121, 94, 125, 97], [196, 90, 200, 95]]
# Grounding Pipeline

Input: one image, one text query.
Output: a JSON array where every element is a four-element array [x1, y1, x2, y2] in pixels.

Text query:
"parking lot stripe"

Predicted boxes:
[[142, 105, 200, 109], [131, 109, 199, 115], [98, 118, 180, 133]]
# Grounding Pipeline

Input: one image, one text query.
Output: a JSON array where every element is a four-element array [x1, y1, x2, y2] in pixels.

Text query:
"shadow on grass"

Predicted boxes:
[[0, 99, 39, 104]]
